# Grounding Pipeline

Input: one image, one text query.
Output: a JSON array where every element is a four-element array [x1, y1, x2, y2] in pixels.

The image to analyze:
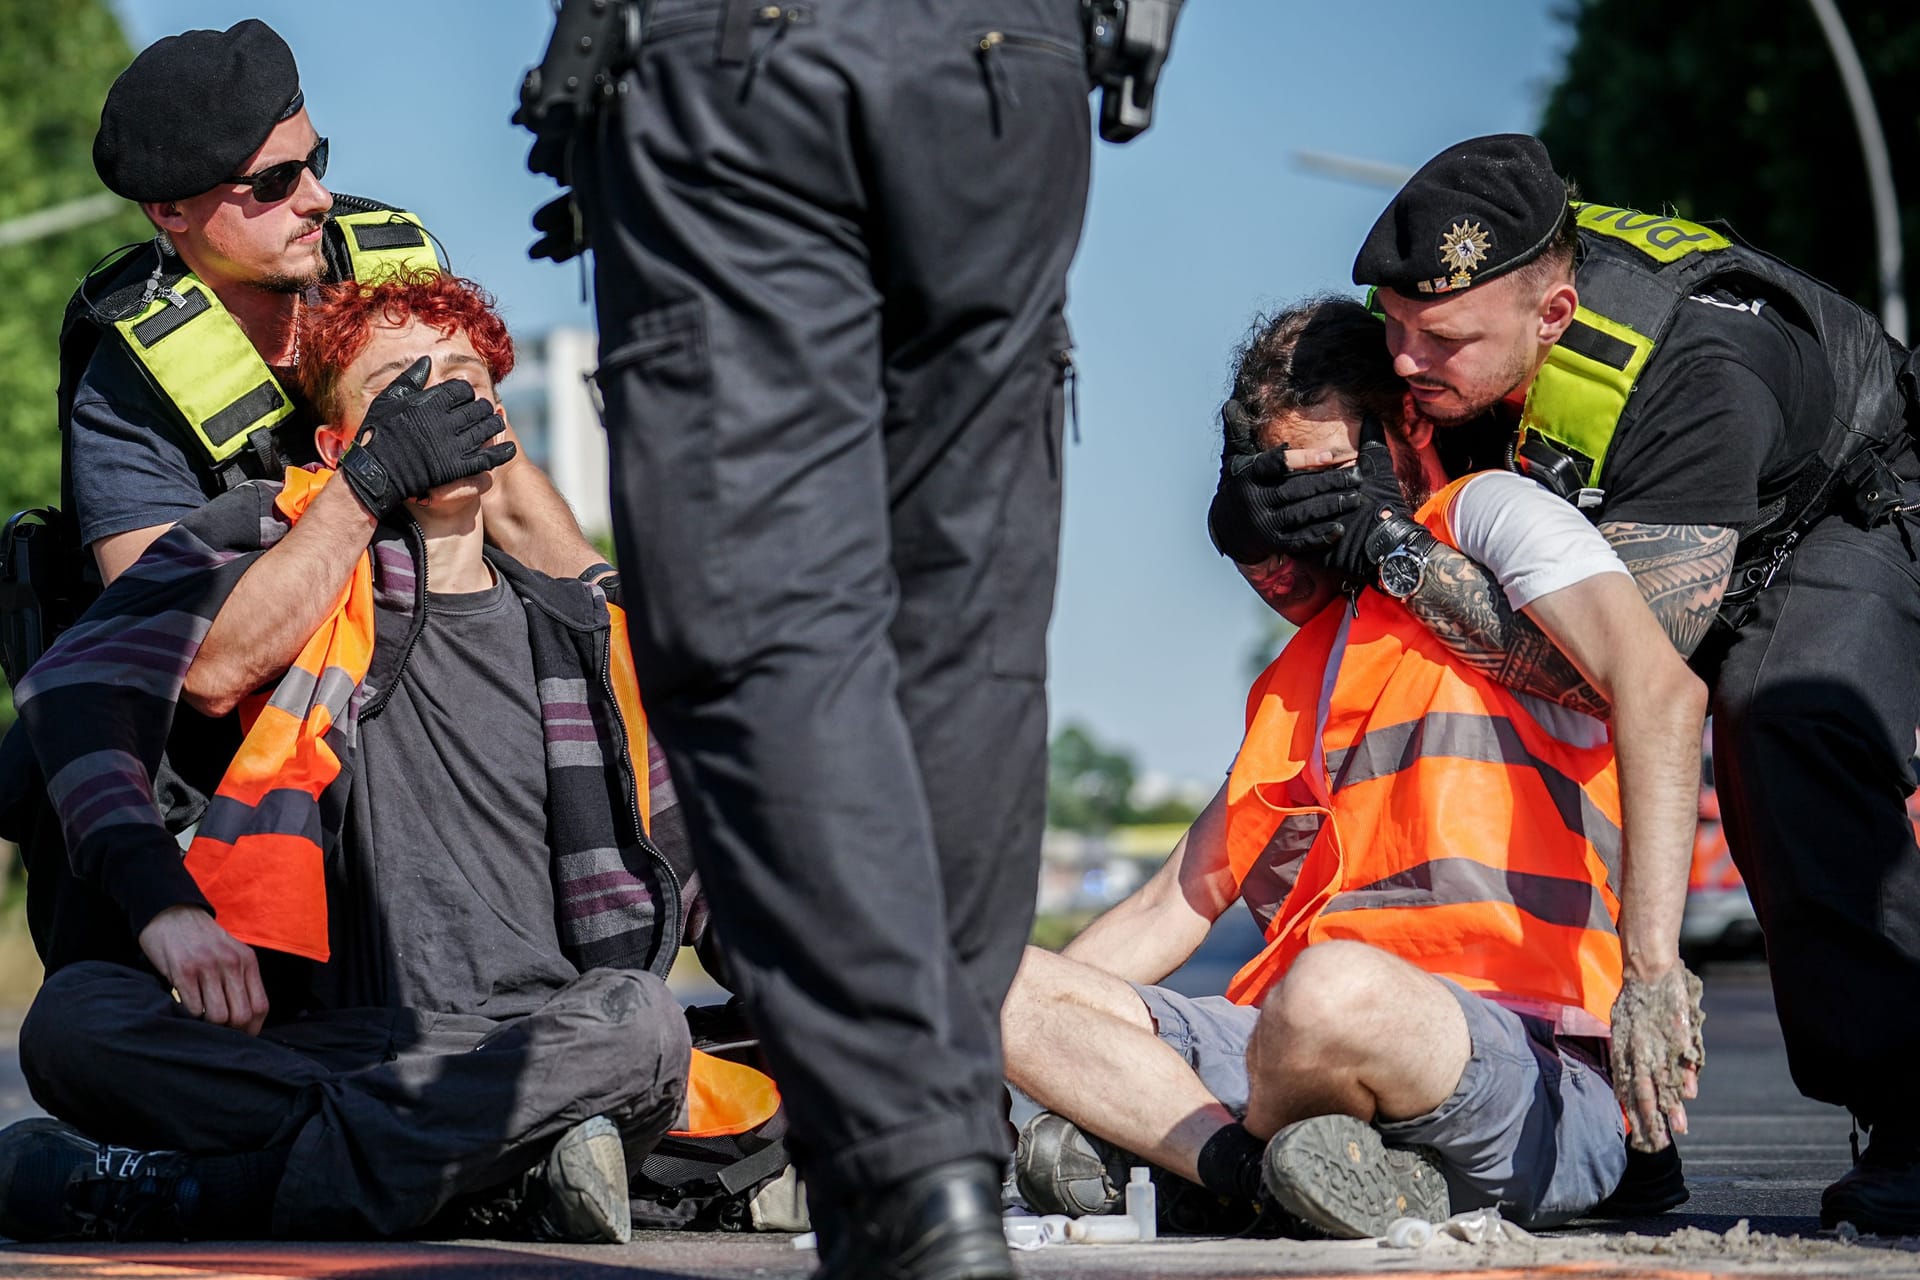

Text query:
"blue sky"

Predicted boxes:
[[112, 1, 1574, 785]]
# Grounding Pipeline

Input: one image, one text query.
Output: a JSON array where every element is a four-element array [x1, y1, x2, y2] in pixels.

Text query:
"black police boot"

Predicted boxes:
[[1592, 1140, 1690, 1218], [1261, 1114, 1449, 1239], [1821, 1122, 1920, 1236], [1013, 1111, 1129, 1216], [812, 1157, 1012, 1280], [0, 1117, 200, 1242]]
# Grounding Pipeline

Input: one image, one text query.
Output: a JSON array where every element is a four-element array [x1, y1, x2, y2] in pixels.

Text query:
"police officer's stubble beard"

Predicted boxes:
[[258, 218, 330, 295], [1417, 334, 1539, 428]]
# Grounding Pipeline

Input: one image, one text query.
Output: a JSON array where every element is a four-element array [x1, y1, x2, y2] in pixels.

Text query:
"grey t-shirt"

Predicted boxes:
[[341, 572, 578, 1017]]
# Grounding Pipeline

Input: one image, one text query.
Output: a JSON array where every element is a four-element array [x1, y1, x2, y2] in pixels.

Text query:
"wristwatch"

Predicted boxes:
[[1365, 514, 1439, 599]]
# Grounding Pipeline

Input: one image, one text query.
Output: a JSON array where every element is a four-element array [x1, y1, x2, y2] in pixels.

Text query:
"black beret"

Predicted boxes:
[[1353, 133, 1568, 298], [94, 20, 305, 204]]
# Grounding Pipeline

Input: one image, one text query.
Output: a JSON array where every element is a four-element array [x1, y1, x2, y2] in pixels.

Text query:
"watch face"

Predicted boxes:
[[1379, 548, 1424, 598]]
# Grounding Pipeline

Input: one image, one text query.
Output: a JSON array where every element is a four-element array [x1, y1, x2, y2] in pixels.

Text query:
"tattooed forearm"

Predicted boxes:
[[1596, 522, 1738, 658], [1406, 544, 1612, 717]]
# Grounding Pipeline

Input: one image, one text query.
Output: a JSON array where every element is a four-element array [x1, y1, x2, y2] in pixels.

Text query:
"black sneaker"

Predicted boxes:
[[1822, 1123, 1920, 1236], [1592, 1139, 1690, 1218], [0, 1117, 200, 1242], [1013, 1111, 1130, 1217], [1260, 1114, 1449, 1239], [525, 1116, 631, 1244]]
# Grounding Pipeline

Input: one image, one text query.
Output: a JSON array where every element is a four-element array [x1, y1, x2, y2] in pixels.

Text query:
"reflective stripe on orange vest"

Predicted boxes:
[[182, 467, 366, 961], [1222, 475, 1624, 1032]]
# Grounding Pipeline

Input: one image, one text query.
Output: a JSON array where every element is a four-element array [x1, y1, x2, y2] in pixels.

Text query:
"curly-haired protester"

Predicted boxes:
[[1005, 296, 1706, 1239], [0, 274, 713, 1244]]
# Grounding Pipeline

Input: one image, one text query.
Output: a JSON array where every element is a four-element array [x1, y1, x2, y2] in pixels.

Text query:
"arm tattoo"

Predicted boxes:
[[1402, 520, 1738, 714], [1406, 545, 1612, 717], [1595, 521, 1738, 659]]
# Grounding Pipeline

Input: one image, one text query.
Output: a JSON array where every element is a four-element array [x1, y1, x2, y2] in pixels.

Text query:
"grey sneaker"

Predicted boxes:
[[1260, 1114, 1449, 1239], [528, 1116, 631, 1244], [1013, 1111, 1129, 1217]]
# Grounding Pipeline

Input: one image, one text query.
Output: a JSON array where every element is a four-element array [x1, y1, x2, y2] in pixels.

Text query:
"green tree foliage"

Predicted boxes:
[[1047, 722, 1203, 831], [1048, 723, 1137, 832], [0, 0, 149, 524], [0, 1, 146, 734], [1539, 0, 1919, 320]]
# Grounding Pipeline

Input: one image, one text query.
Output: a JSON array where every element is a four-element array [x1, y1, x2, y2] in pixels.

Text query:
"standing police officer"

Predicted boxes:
[[1213, 134, 1920, 1235], [522, 0, 1177, 1273]]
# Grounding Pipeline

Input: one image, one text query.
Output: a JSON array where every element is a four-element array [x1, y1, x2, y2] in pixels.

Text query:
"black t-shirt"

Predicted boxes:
[[1594, 289, 1835, 529], [68, 337, 319, 547], [314, 574, 577, 1018]]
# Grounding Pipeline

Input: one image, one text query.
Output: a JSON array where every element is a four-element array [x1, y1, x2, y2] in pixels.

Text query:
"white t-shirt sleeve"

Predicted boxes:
[[1444, 471, 1630, 611]]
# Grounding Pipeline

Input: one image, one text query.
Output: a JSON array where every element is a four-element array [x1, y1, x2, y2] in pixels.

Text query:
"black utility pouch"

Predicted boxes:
[[0, 508, 87, 689]]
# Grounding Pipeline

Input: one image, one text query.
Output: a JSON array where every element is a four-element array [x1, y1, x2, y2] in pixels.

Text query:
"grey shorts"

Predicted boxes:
[[1131, 977, 1628, 1228]]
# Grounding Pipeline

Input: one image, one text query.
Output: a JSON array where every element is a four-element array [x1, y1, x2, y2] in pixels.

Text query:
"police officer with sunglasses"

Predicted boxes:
[[8, 20, 606, 686]]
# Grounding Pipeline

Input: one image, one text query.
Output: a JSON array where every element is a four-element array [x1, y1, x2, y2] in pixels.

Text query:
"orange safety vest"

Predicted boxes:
[[1222, 476, 1624, 1033]]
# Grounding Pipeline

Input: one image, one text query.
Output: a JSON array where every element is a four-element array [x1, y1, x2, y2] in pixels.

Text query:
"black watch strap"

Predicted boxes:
[[337, 445, 396, 517], [1363, 512, 1434, 567]]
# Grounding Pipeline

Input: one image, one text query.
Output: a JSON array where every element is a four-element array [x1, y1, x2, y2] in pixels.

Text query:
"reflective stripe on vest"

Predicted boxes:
[[111, 280, 292, 466], [1222, 475, 1623, 1031], [333, 208, 441, 283]]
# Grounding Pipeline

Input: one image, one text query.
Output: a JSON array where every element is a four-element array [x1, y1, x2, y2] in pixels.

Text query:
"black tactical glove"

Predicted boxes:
[[528, 192, 586, 265], [1321, 412, 1419, 584], [336, 356, 515, 518], [1206, 399, 1368, 563]]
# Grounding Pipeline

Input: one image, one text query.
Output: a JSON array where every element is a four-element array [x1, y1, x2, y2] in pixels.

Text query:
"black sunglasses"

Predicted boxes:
[[227, 137, 329, 204]]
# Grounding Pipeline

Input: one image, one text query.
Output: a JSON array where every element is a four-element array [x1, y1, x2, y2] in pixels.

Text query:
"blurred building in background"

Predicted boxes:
[[498, 327, 609, 540]]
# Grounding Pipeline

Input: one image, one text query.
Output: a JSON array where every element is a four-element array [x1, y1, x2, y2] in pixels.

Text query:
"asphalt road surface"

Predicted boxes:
[[0, 949, 1910, 1278]]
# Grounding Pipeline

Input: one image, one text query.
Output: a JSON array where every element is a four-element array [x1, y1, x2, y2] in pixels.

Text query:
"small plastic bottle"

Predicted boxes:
[[1065, 1214, 1141, 1242], [1125, 1165, 1157, 1242]]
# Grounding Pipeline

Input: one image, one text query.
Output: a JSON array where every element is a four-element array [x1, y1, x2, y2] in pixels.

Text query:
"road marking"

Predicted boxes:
[[0, 1254, 285, 1280]]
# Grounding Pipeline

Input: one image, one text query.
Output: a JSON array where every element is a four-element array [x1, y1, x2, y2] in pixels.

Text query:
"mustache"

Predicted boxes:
[[289, 215, 328, 245]]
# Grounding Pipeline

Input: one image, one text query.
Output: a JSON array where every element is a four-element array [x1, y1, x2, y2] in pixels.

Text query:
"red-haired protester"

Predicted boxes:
[[0, 274, 748, 1245]]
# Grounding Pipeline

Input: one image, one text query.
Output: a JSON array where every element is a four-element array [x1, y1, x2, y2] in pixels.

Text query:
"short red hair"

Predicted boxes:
[[295, 270, 515, 423]]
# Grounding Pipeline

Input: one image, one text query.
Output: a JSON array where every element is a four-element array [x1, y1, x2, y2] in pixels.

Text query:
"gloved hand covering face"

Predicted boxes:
[[337, 356, 516, 518], [1206, 398, 1372, 564], [1320, 412, 1413, 585]]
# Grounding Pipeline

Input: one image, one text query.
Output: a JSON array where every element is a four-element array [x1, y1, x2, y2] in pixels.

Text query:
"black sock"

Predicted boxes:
[[1195, 1123, 1265, 1202], [184, 1145, 291, 1238]]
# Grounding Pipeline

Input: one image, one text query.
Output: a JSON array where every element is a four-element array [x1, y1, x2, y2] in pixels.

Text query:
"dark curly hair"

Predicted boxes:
[[1224, 294, 1402, 457]]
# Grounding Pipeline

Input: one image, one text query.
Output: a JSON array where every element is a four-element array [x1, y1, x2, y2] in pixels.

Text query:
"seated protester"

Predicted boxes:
[[0, 273, 702, 1245], [1003, 296, 1708, 1238]]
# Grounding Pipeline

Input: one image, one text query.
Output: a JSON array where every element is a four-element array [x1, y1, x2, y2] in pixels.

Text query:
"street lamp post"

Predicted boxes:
[[1805, 0, 1906, 343]]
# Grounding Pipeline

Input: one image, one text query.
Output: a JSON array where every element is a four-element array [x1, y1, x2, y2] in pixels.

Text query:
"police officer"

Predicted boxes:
[[541, 1, 1107, 1274], [63, 19, 603, 712], [1213, 134, 1920, 1234]]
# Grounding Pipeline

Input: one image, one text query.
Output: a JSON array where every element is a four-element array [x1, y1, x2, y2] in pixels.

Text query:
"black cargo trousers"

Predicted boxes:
[[1710, 500, 1920, 1128], [573, 0, 1092, 1199], [20, 962, 690, 1236]]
